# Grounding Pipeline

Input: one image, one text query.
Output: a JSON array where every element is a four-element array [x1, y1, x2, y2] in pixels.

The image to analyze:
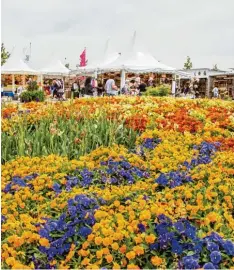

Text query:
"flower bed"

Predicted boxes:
[[1, 97, 234, 269]]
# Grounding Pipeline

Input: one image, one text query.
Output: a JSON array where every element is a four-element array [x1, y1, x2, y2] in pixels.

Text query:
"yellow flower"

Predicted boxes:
[[105, 254, 113, 263], [39, 238, 50, 247], [126, 251, 136, 260], [94, 236, 103, 245], [145, 234, 156, 244], [111, 242, 119, 250], [6, 257, 16, 266], [151, 256, 163, 266]]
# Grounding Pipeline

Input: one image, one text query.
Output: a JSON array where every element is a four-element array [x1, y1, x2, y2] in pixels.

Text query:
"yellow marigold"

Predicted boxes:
[[151, 256, 163, 266], [133, 245, 144, 255], [113, 263, 121, 269], [127, 264, 140, 269], [114, 200, 120, 207], [96, 249, 103, 259], [102, 248, 110, 255], [39, 238, 50, 247], [111, 242, 119, 250], [145, 234, 156, 244], [105, 254, 113, 263], [94, 236, 103, 245], [81, 258, 90, 266], [6, 257, 16, 266], [139, 210, 151, 220], [126, 251, 136, 260]]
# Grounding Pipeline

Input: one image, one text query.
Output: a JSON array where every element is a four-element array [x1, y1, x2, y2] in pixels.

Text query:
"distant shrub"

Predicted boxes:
[[20, 90, 45, 102], [144, 84, 171, 97]]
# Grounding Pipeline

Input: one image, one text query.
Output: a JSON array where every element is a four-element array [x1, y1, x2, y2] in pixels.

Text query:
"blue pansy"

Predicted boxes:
[[78, 226, 92, 238], [52, 182, 61, 194], [207, 242, 219, 252], [203, 262, 216, 269], [171, 239, 183, 254], [137, 223, 146, 233], [210, 251, 221, 264], [222, 240, 234, 256]]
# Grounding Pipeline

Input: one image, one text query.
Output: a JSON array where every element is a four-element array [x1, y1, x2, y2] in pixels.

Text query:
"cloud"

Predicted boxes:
[[1, 0, 234, 69]]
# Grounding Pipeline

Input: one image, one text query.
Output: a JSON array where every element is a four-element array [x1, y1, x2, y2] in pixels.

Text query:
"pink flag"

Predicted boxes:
[[79, 48, 86, 67]]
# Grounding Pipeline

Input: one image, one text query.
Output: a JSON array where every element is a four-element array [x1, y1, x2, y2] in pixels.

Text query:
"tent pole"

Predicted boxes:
[[12, 74, 15, 92], [120, 69, 126, 90]]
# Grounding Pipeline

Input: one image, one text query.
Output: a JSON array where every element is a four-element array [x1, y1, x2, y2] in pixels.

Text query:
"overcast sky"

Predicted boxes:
[[1, 0, 234, 69]]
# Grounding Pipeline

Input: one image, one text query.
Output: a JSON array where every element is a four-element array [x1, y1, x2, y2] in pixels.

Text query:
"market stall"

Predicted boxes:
[[209, 72, 234, 98], [39, 59, 71, 97], [1, 56, 38, 98]]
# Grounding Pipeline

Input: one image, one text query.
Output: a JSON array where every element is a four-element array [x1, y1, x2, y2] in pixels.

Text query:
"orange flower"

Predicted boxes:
[[105, 254, 113, 263], [102, 247, 110, 255], [119, 244, 127, 254], [81, 258, 90, 266], [127, 264, 140, 269], [145, 234, 156, 244], [111, 242, 119, 250], [96, 249, 103, 259], [103, 237, 113, 246], [126, 251, 136, 260], [133, 245, 144, 256], [39, 238, 50, 247], [151, 256, 163, 266], [94, 236, 103, 245]]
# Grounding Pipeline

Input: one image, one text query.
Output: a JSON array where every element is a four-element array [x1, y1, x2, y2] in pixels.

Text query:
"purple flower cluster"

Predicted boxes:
[[64, 158, 150, 189], [149, 215, 234, 269], [156, 142, 219, 189], [1, 215, 6, 224], [3, 173, 38, 194], [156, 171, 192, 188], [184, 142, 220, 169], [141, 138, 162, 150], [38, 194, 102, 263], [101, 159, 150, 185]]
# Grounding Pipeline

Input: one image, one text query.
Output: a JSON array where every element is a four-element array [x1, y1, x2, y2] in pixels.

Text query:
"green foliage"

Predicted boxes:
[[1, 116, 138, 163], [65, 63, 70, 69], [27, 80, 39, 91], [144, 84, 170, 97], [20, 90, 45, 103], [1, 43, 10, 66], [184, 56, 193, 69]]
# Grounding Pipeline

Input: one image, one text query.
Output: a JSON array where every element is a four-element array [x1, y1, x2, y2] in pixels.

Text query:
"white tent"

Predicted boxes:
[[39, 60, 70, 75], [1, 57, 38, 75], [101, 51, 176, 73], [77, 52, 121, 74]]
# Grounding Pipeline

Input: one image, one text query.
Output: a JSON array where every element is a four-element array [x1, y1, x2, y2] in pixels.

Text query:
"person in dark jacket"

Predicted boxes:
[[84, 77, 94, 97], [138, 81, 147, 95]]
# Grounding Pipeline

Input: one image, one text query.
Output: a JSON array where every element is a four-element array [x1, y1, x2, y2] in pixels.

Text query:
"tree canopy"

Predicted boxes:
[[183, 56, 193, 70], [1, 43, 10, 66]]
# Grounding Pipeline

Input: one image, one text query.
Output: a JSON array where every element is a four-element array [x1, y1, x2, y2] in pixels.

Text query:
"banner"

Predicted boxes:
[[79, 48, 86, 67]]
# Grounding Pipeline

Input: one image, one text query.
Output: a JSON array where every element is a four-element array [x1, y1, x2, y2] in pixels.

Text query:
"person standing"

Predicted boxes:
[[84, 77, 94, 97], [138, 80, 147, 95], [212, 86, 219, 98], [105, 74, 118, 96], [71, 79, 80, 98]]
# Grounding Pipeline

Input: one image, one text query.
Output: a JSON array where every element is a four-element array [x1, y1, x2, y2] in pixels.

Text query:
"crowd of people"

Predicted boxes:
[[69, 74, 157, 98]]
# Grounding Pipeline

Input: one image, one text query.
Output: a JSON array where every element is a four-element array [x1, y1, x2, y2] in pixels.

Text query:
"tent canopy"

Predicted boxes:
[[101, 51, 177, 73], [39, 60, 70, 75], [1, 56, 38, 75], [77, 52, 121, 73]]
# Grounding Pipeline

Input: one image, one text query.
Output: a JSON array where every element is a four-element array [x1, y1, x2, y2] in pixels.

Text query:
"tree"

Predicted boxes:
[[213, 64, 218, 71], [65, 63, 70, 69], [183, 56, 193, 70], [1, 43, 10, 66]]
